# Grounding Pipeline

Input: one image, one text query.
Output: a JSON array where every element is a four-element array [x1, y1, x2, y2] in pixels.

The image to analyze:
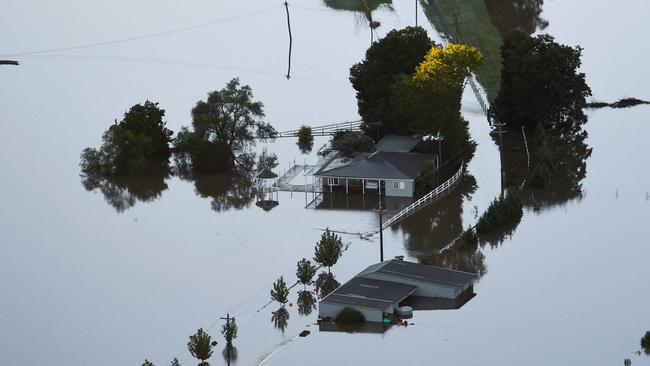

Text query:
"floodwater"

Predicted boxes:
[[1, 0, 649, 365]]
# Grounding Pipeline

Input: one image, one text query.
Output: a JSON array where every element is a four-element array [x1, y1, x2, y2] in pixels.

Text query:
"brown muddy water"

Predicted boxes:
[[1, 0, 649, 365]]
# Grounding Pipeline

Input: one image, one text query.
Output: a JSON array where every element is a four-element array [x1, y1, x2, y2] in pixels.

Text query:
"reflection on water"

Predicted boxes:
[[316, 191, 412, 212], [80, 164, 170, 213], [323, 0, 393, 12], [222, 346, 238, 366], [271, 306, 290, 333], [314, 271, 341, 298], [484, 0, 548, 36], [178, 169, 256, 213], [500, 127, 592, 211], [318, 321, 390, 334], [297, 290, 317, 316]]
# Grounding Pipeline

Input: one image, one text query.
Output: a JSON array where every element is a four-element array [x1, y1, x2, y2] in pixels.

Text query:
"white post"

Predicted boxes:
[[346, 179, 349, 194], [362, 179, 365, 195]]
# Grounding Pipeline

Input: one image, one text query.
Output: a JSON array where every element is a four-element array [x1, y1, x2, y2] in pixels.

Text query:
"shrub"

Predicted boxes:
[[335, 307, 365, 324], [475, 192, 523, 235], [459, 227, 478, 248], [297, 125, 314, 154], [331, 131, 374, 157], [641, 331, 650, 355]]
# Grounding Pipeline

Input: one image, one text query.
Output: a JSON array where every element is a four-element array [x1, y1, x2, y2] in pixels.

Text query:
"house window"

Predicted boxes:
[[329, 178, 339, 185], [392, 181, 405, 190]]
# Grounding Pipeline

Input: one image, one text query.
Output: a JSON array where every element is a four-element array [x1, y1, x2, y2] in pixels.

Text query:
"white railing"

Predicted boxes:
[[362, 163, 464, 237], [276, 119, 363, 138]]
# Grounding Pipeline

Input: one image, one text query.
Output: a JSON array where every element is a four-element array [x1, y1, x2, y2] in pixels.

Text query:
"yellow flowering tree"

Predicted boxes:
[[398, 44, 482, 164]]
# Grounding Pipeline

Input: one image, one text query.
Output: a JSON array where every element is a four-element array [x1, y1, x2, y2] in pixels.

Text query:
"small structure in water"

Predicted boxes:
[[255, 168, 279, 210], [318, 259, 476, 324]]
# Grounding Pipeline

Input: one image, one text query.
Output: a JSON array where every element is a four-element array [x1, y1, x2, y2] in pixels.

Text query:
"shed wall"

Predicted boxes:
[[318, 302, 384, 323]]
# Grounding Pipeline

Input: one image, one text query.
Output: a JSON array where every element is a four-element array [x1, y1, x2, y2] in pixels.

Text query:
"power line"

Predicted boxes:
[[0, 6, 277, 58]]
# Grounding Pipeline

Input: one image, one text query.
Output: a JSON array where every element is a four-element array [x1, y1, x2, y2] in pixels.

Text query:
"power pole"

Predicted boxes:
[[374, 200, 387, 261], [415, 0, 418, 27]]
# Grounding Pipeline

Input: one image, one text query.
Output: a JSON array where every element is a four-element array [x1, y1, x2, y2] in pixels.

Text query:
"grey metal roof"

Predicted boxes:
[[321, 276, 417, 310], [255, 168, 278, 179], [365, 259, 476, 288], [315, 151, 434, 180], [375, 135, 420, 152]]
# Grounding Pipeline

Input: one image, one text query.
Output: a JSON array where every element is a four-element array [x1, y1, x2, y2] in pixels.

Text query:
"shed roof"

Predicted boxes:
[[361, 259, 476, 288], [375, 135, 420, 152], [255, 168, 278, 179], [321, 276, 416, 310], [315, 151, 434, 180]]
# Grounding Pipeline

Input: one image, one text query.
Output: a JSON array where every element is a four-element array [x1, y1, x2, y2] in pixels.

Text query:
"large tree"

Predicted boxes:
[[494, 31, 591, 136], [350, 26, 433, 137], [80, 101, 173, 176], [174, 78, 276, 173]]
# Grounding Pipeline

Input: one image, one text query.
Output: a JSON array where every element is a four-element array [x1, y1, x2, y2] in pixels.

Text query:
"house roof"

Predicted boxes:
[[375, 135, 420, 152], [361, 259, 476, 289], [315, 151, 434, 180], [321, 276, 417, 310], [255, 168, 278, 179]]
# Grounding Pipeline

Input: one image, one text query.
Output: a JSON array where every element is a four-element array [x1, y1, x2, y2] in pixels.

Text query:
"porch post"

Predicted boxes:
[[346, 178, 349, 194], [329, 179, 332, 193], [362, 179, 365, 195]]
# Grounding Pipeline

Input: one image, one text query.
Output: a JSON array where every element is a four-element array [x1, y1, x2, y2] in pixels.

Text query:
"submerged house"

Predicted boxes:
[[314, 135, 436, 198], [318, 259, 476, 323]]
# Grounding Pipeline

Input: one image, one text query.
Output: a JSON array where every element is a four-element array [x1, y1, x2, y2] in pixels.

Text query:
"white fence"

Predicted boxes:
[[362, 163, 465, 237]]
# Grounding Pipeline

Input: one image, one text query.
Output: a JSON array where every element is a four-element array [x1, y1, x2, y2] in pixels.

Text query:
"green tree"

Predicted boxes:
[[296, 258, 317, 289], [170, 359, 181, 366], [271, 276, 290, 304], [350, 26, 433, 137], [142, 360, 155, 366], [174, 78, 276, 173], [494, 31, 591, 135], [256, 148, 278, 172], [221, 318, 238, 349], [330, 131, 375, 157], [297, 125, 314, 154], [80, 101, 173, 176], [314, 229, 344, 273], [187, 328, 213, 365]]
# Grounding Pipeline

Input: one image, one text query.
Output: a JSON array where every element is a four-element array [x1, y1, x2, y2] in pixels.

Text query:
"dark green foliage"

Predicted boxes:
[[324, 0, 392, 12], [221, 318, 238, 348], [187, 328, 213, 363], [459, 227, 479, 248], [296, 258, 317, 288], [271, 306, 290, 332], [297, 290, 317, 316], [256, 148, 278, 172], [170, 359, 181, 366], [350, 26, 433, 137], [335, 307, 366, 324], [314, 229, 344, 272], [173, 78, 276, 174], [413, 162, 437, 199], [271, 276, 290, 304], [475, 192, 523, 235], [641, 331, 650, 355], [528, 125, 553, 189], [494, 31, 591, 136], [80, 101, 173, 176], [297, 125, 314, 154], [142, 360, 155, 366], [330, 131, 375, 157], [314, 272, 341, 298], [484, 0, 547, 37]]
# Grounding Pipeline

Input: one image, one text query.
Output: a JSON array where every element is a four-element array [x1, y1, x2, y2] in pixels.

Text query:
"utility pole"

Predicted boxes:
[[415, 0, 418, 27], [492, 121, 506, 199], [374, 200, 387, 262]]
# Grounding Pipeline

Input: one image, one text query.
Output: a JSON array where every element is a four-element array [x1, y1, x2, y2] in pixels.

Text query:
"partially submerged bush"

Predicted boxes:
[[335, 307, 365, 324], [297, 125, 314, 154], [475, 192, 523, 235], [641, 330, 650, 355], [459, 227, 479, 248]]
